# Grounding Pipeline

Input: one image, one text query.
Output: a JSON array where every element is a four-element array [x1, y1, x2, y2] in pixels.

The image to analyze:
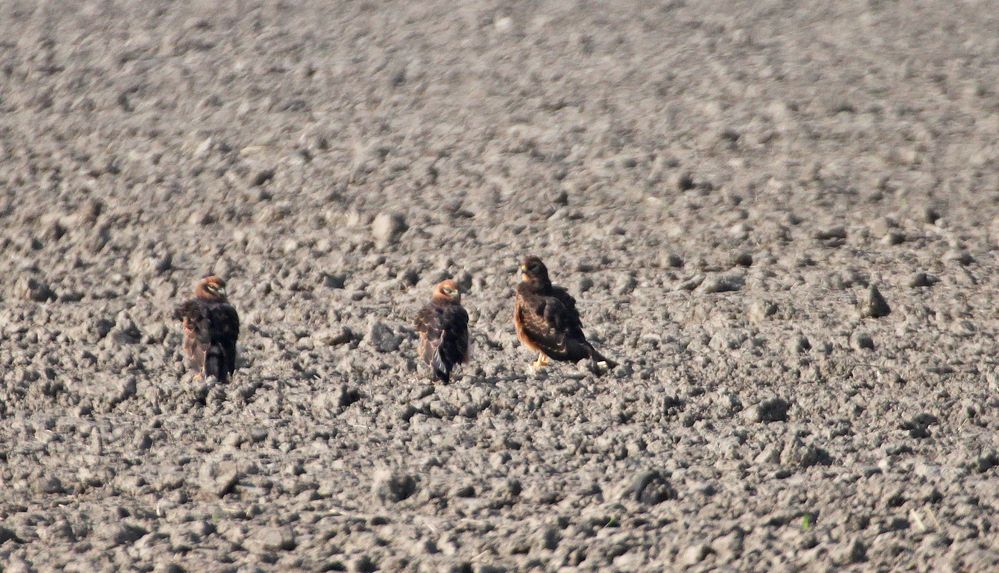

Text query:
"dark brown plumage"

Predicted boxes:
[[173, 275, 240, 382], [414, 279, 469, 383], [514, 256, 617, 374]]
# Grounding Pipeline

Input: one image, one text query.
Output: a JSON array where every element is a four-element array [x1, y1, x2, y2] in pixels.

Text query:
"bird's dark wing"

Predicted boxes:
[[549, 285, 585, 337], [517, 291, 572, 358], [439, 304, 469, 367], [415, 302, 469, 381], [207, 303, 240, 376]]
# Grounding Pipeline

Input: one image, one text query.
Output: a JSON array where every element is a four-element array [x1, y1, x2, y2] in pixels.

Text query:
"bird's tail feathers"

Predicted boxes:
[[204, 344, 229, 383], [431, 347, 451, 383], [586, 344, 618, 373]]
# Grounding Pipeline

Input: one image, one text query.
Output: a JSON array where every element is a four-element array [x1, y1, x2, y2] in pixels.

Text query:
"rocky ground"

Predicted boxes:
[[1, 0, 997, 571]]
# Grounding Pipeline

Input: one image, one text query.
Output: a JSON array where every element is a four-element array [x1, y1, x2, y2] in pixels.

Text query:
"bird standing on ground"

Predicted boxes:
[[414, 279, 469, 383], [514, 256, 617, 374], [173, 275, 240, 382]]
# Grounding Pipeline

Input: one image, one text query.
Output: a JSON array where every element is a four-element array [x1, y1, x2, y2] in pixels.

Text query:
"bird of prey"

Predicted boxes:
[[414, 279, 469, 383], [514, 256, 617, 374], [173, 275, 240, 382]]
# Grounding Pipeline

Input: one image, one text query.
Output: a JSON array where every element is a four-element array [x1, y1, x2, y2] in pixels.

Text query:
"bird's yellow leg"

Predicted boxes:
[[533, 353, 549, 369]]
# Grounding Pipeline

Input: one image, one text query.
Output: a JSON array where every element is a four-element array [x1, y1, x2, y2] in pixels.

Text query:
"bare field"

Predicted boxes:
[[1, 1, 997, 571]]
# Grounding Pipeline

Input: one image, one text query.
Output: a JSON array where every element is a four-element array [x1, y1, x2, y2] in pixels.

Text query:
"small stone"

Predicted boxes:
[[106, 523, 148, 547], [840, 539, 867, 563], [198, 460, 239, 498], [674, 171, 695, 191], [16, 276, 56, 302], [316, 327, 354, 346], [748, 299, 778, 322], [677, 274, 704, 291], [780, 436, 832, 467], [247, 526, 296, 552], [733, 252, 753, 267], [34, 476, 65, 494], [851, 332, 875, 351], [372, 469, 417, 504], [352, 555, 378, 573], [664, 253, 684, 268], [701, 273, 744, 293], [974, 451, 998, 473], [251, 169, 275, 186], [335, 385, 362, 409], [320, 272, 347, 289], [366, 321, 401, 353], [631, 470, 676, 505], [860, 285, 891, 318], [901, 413, 938, 439], [752, 398, 790, 423], [372, 212, 407, 248], [909, 272, 935, 288], [0, 525, 23, 544], [788, 334, 811, 353], [815, 226, 847, 241], [882, 231, 905, 245], [923, 207, 941, 224], [682, 543, 712, 565], [943, 250, 974, 265], [453, 484, 476, 498], [494, 16, 514, 33]]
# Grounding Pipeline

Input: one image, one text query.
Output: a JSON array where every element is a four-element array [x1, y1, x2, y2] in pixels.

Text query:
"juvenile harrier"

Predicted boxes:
[[173, 275, 240, 382], [515, 256, 617, 374], [414, 279, 469, 383]]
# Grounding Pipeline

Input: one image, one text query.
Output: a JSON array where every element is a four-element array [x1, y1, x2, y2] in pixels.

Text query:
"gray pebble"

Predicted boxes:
[[246, 526, 296, 553], [701, 273, 744, 293], [372, 469, 417, 503], [860, 284, 891, 318], [104, 522, 148, 547], [851, 332, 875, 351], [838, 539, 867, 564], [815, 226, 847, 241], [631, 470, 676, 505], [752, 398, 790, 423], [366, 321, 402, 353], [15, 276, 56, 302], [198, 460, 240, 498], [682, 543, 713, 565], [372, 212, 407, 248]]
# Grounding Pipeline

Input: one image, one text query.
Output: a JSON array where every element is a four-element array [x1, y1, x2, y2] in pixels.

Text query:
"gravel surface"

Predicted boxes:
[[1, 1, 997, 571]]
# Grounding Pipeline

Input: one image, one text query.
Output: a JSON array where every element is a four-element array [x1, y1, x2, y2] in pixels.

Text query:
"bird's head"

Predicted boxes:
[[433, 279, 461, 302], [519, 256, 551, 288], [195, 274, 228, 301]]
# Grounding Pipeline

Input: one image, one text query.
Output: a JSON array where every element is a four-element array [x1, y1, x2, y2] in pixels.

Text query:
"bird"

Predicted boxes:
[[414, 279, 470, 383], [514, 256, 617, 374], [173, 274, 240, 383]]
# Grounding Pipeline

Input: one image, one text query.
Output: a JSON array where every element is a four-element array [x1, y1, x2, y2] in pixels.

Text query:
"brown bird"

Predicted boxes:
[[173, 275, 240, 382], [514, 256, 617, 374], [414, 279, 469, 383]]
